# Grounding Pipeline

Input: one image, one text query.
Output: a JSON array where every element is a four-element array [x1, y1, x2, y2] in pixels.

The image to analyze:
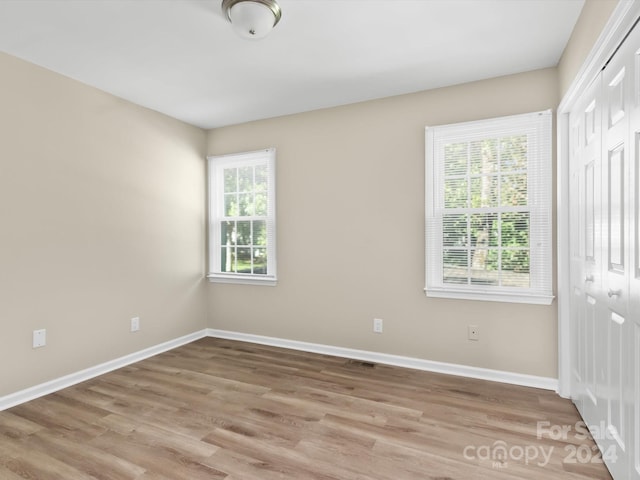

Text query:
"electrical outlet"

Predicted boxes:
[[33, 329, 46, 348], [373, 318, 383, 333], [131, 317, 140, 332], [468, 325, 479, 341]]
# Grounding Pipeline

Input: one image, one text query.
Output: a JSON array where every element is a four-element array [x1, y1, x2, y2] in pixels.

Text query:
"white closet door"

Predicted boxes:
[[626, 21, 640, 480], [601, 31, 632, 479], [568, 19, 640, 479], [569, 73, 603, 426]]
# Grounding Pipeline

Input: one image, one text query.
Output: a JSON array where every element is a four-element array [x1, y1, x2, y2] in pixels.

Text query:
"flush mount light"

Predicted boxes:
[[221, 0, 282, 40]]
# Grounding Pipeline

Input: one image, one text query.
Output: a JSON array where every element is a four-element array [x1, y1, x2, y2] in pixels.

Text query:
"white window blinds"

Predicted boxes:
[[425, 110, 553, 304]]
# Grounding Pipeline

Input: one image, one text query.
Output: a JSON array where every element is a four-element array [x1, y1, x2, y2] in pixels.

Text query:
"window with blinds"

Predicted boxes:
[[207, 148, 277, 285], [425, 111, 553, 304]]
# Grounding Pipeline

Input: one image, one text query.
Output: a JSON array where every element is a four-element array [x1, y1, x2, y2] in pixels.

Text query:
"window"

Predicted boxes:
[[207, 148, 276, 285], [425, 110, 553, 304]]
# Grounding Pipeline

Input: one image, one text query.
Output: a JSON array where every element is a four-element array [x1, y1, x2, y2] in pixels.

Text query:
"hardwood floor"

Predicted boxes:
[[0, 337, 612, 479]]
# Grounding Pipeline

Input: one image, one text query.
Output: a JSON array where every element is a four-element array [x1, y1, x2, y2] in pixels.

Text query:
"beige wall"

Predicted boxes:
[[0, 52, 208, 396], [206, 68, 560, 378], [558, 0, 619, 97]]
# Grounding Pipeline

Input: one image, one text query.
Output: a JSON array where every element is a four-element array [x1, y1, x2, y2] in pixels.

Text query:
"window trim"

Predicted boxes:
[[425, 110, 554, 305], [207, 148, 277, 286]]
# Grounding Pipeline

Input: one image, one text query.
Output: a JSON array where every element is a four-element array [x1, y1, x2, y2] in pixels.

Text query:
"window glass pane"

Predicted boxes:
[[236, 221, 251, 245], [224, 193, 237, 216], [487, 249, 499, 271], [470, 175, 498, 207], [253, 248, 267, 274], [444, 178, 467, 208], [238, 193, 254, 216], [255, 165, 268, 192], [470, 139, 498, 175], [501, 250, 530, 287], [221, 221, 235, 246], [220, 246, 235, 273], [500, 135, 527, 171], [444, 142, 468, 176], [252, 220, 266, 246], [471, 249, 499, 285], [236, 248, 252, 273], [238, 166, 253, 193], [471, 213, 499, 248], [501, 174, 528, 206], [443, 249, 469, 284], [255, 193, 267, 216], [501, 212, 529, 247], [443, 214, 468, 247], [224, 168, 237, 193]]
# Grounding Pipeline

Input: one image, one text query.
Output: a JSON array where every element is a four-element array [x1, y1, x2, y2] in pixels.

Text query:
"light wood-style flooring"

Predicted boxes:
[[0, 337, 612, 479]]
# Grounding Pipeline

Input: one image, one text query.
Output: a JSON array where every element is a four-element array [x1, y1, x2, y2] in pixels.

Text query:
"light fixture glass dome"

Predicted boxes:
[[222, 0, 282, 40]]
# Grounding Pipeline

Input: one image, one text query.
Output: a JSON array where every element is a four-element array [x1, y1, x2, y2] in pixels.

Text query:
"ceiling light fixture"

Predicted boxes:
[[221, 0, 282, 40]]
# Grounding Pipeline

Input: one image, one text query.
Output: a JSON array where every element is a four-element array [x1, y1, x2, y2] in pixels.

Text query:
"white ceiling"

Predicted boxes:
[[0, 0, 584, 129]]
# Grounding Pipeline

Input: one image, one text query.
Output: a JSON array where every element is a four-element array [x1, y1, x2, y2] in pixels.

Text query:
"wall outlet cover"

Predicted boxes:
[[33, 329, 46, 348], [131, 317, 140, 332]]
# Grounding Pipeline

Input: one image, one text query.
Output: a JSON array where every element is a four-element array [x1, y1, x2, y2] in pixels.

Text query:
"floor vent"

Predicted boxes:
[[346, 359, 376, 368]]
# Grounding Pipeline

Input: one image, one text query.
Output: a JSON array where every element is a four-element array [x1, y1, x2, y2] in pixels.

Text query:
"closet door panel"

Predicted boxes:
[[569, 76, 602, 421], [628, 24, 640, 479], [601, 48, 631, 480]]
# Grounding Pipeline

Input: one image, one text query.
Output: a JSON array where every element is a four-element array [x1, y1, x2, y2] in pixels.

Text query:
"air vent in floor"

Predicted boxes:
[[345, 359, 376, 368]]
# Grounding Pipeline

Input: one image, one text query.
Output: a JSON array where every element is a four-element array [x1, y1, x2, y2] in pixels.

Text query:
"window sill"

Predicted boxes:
[[425, 287, 554, 305], [207, 274, 277, 286]]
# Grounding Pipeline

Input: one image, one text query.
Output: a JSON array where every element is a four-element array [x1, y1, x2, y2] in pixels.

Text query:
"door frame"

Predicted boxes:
[[557, 0, 640, 398]]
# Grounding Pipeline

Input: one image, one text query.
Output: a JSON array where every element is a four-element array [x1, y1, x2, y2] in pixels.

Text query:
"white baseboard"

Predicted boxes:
[[0, 327, 558, 411], [206, 328, 559, 391], [0, 329, 208, 411]]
